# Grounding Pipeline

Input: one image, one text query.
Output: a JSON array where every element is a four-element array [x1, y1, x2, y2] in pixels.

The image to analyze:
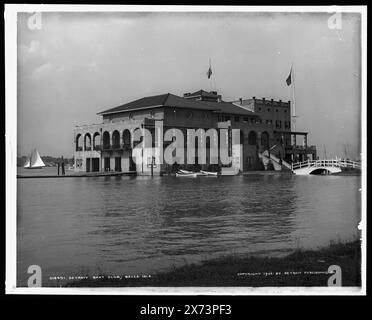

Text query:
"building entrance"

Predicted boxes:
[[115, 157, 122, 172], [86, 158, 91, 172], [92, 158, 99, 172]]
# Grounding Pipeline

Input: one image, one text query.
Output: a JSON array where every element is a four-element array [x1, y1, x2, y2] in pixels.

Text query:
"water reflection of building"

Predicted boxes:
[[74, 90, 317, 175]]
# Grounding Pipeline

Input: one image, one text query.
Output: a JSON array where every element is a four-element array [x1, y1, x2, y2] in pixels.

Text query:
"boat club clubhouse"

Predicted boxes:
[[74, 90, 317, 175]]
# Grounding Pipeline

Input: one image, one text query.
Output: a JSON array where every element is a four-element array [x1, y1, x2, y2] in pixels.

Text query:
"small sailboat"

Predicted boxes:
[[23, 148, 45, 169]]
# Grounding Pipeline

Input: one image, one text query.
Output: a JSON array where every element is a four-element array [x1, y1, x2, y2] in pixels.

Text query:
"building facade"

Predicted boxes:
[[74, 90, 317, 175]]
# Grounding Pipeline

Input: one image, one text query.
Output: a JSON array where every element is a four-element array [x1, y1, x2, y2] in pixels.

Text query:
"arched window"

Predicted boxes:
[[248, 131, 257, 145], [261, 131, 270, 149], [103, 131, 110, 149], [93, 132, 100, 150], [123, 129, 131, 148], [112, 130, 120, 149], [84, 133, 91, 151], [76, 134, 82, 151]]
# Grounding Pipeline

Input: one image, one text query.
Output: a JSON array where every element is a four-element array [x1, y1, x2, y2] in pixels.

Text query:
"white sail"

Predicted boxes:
[[23, 154, 31, 168], [30, 149, 45, 168]]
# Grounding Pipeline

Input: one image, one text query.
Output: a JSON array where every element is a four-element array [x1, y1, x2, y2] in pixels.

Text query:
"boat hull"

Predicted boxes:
[[200, 170, 218, 176], [196, 172, 208, 176], [179, 169, 193, 174], [176, 173, 197, 178], [176, 171, 218, 177]]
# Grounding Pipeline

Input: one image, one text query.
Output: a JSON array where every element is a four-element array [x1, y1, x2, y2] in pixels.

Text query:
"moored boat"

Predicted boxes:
[[200, 170, 218, 176], [176, 170, 218, 177], [179, 169, 193, 174], [196, 171, 208, 176], [175, 172, 197, 178]]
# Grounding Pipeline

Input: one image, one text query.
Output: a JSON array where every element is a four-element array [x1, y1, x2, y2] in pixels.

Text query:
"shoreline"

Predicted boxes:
[[17, 171, 136, 179], [17, 169, 361, 179], [65, 240, 361, 287]]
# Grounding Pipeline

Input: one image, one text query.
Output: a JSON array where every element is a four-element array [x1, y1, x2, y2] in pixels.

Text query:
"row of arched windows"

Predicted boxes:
[[76, 129, 271, 151], [76, 129, 133, 151]]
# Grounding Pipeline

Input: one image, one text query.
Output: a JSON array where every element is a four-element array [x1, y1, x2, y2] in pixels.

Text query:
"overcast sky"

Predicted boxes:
[[17, 11, 361, 158]]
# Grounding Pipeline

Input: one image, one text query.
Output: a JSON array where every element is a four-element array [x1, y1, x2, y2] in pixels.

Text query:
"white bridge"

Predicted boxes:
[[291, 159, 361, 175]]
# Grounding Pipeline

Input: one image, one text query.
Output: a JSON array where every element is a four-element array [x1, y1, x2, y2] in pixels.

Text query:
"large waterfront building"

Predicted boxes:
[[74, 90, 317, 175]]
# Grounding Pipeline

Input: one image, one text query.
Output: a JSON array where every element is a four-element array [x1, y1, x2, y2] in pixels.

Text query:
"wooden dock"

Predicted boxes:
[[17, 171, 137, 179]]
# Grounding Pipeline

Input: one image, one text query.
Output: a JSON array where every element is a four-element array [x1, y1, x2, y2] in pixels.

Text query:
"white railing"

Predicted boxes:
[[337, 160, 362, 169], [292, 159, 361, 170]]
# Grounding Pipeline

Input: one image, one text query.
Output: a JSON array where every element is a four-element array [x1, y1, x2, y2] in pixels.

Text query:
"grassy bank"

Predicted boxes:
[[66, 240, 361, 287]]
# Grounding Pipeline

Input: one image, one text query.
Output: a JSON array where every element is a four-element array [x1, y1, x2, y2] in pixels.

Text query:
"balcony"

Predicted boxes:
[[101, 143, 132, 152]]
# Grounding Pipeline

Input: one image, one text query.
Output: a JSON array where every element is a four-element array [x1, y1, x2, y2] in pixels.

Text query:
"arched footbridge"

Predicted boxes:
[[292, 159, 361, 175]]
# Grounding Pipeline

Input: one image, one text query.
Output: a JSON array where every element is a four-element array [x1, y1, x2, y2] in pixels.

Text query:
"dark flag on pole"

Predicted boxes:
[[286, 67, 292, 86], [207, 64, 212, 79]]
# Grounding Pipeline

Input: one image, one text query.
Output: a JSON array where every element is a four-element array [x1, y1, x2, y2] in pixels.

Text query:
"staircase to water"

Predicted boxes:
[[258, 145, 292, 171]]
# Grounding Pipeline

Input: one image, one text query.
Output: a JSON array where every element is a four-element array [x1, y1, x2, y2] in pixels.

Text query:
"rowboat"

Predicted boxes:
[[179, 169, 193, 174], [176, 172, 197, 178], [196, 171, 208, 176], [200, 170, 218, 176]]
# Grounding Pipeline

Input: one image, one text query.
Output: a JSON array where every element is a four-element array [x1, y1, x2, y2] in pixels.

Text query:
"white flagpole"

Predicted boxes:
[[291, 62, 297, 132], [209, 58, 212, 91]]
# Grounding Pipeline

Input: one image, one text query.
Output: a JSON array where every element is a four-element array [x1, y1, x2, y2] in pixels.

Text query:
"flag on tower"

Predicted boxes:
[[207, 65, 212, 79], [286, 67, 292, 86]]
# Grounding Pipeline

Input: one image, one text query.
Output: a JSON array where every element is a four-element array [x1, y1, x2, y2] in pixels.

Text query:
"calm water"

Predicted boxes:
[[17, 168, 361, 286]]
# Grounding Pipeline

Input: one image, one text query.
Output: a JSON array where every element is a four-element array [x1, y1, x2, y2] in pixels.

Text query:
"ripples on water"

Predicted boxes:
[[17, 172, 361, 286]]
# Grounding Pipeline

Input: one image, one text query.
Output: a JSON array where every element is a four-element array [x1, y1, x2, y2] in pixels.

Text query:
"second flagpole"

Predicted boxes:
[[291, 62, 297, 133], [209, 58, 212, 91]]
